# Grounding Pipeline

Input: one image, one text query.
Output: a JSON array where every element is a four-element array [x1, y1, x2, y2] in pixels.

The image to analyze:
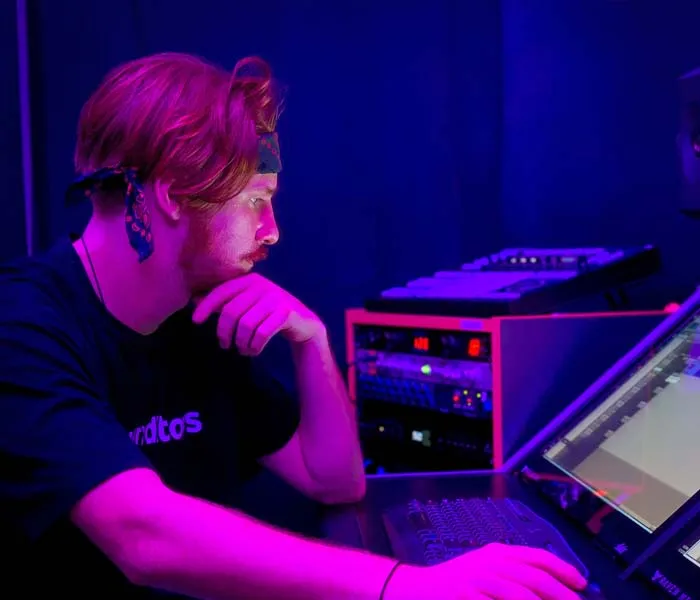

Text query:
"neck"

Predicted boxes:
[[75, 218, 190, 334]]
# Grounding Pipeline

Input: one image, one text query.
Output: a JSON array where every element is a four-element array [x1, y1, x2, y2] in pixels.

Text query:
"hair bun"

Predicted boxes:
[[230, 57, 284, 134]]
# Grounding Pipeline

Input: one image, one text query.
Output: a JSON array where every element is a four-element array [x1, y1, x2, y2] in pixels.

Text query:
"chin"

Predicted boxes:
[[229, 260, 254, 276], [215, 261, 253, 283], [188, 253, 259, 291]]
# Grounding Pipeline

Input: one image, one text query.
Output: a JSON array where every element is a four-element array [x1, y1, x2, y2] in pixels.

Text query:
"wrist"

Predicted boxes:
[[290, 323, 328, 351], [323, 552, 406, 600], [380, 564, 428, 600], [379, 561, 403, 600]]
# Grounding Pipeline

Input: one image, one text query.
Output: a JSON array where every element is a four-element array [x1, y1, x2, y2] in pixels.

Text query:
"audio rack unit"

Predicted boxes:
[[347, 309, 667, 474]]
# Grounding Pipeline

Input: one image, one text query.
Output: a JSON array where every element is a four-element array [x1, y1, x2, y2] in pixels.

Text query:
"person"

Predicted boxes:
[[0, 52, 588, 599]]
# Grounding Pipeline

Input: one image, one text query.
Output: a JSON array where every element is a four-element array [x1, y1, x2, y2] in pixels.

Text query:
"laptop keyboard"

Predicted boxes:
[[382, 497, 589, 577]]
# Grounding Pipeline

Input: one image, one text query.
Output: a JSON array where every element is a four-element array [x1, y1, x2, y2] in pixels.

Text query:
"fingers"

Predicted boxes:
[[233, 302, 282, 354], [502, 546, 587, 591], [248, 310, 288, 355], [192, 274, 299, 354], [192, 275, 256, 324], [499, 563, 581, 600], [468, 576, 540, 600], [223, 301, 288, 355], [458, 590, 491, 600], [215, 289, 263, 349], [234, 303, 271, 351]]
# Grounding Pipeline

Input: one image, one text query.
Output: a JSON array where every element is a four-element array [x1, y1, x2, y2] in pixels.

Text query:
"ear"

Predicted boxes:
[[151, 179, 182, 222]]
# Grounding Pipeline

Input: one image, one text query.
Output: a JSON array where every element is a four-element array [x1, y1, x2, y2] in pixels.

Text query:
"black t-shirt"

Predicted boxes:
[[0, 238, 300, 597]]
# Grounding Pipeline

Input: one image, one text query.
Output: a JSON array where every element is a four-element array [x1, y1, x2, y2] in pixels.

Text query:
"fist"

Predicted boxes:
[[192, 274, 325, 355]]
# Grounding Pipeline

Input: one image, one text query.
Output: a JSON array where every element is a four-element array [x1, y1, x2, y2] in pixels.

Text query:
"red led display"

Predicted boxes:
[[413, 336, 429, 351], [467, 338, 481, 357]]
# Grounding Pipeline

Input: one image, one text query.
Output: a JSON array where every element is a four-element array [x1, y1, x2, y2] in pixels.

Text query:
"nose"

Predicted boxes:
[[256, 206, 280, 246]]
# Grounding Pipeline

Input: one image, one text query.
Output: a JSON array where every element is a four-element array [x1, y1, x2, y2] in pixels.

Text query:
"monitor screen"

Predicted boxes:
[[638, 520, 700, 598], [680, 526, 700, 569], [542, 309, 700, 532]]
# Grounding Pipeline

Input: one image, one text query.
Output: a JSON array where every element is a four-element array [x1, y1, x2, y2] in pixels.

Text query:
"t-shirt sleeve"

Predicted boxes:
[[0, 318, 152, 542], [237, 359, 301, 460]]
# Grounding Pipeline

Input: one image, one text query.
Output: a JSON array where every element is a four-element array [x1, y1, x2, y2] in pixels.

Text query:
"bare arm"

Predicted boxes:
[[192, 277, 365, 504], [72, 468, 393, 600], [262, 332, 366, 504]]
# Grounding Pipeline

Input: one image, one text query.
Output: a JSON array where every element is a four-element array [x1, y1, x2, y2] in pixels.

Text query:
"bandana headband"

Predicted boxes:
[[257, 132, 282, 174], [66, 132, 282, 262]]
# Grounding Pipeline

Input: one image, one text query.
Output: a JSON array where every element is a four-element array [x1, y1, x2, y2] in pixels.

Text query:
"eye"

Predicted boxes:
[[250, 197, 264, 208]]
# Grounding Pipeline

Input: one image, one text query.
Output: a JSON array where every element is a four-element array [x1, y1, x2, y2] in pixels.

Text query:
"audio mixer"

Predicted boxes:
[[367, 246, 661, 317]]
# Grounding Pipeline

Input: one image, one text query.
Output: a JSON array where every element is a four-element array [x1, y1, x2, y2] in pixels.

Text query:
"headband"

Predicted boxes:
[[66, 132, 282, 262]]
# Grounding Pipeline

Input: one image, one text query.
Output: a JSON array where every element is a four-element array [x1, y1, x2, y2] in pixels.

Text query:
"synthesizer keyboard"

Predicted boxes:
[[367, 246, 661, 316]]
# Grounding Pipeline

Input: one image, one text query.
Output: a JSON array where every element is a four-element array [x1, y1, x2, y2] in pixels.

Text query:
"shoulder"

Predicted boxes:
[[0, 259, 66, 308], [0, 247, 88, 351]]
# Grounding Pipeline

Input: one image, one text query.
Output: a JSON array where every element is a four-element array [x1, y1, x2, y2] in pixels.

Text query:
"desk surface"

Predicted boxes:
[[323, 472, 662, 599]]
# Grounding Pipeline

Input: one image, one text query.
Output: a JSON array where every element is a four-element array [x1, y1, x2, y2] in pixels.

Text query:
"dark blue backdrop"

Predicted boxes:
[[501, 0, 700, 309], [4, 0, 700, 367], [0, 1, 25, 261]]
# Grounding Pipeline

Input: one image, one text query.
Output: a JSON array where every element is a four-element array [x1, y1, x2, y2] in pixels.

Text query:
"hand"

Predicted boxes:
[[384, 544, 587, 600], [192, 274, 325, 355]]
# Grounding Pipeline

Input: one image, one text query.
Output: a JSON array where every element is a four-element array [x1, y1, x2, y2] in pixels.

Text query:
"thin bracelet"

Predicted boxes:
[[379, 561, 403, 600]]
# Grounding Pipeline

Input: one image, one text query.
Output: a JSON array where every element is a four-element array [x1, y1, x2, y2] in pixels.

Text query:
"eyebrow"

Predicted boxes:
[[250, 184, 277, 197]]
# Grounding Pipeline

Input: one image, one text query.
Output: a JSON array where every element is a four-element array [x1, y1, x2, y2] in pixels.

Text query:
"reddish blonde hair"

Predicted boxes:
[[75, 52, 282, 206]]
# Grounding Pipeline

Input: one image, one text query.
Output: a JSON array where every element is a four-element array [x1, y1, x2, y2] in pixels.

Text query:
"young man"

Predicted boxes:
[[0, 53, 587, 599]]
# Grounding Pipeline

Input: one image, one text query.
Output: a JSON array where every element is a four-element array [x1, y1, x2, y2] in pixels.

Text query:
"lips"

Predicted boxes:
[[246, 247, 269, 263]]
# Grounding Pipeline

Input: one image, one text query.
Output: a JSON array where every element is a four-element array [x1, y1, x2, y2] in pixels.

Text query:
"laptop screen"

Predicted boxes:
[[542, 308, 700, 533]]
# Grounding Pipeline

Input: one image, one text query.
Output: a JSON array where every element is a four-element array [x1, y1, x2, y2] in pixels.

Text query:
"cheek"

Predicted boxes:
[[207, 208, 257, 254]]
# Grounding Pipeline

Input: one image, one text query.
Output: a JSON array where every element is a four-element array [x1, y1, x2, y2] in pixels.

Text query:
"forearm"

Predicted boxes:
[[132, 490, 397, 599], [291, 330, 365, 496]]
